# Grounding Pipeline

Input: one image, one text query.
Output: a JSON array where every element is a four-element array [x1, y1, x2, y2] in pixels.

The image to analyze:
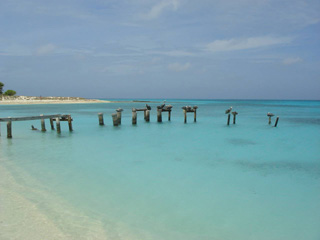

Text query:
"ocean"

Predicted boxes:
[[0, 99, 319, 240]]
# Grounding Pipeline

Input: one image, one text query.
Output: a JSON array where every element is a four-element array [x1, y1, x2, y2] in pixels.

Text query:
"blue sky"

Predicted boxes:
[[0, 0, 319, 99]]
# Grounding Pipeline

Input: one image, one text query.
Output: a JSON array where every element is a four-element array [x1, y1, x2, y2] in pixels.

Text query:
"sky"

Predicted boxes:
[[0, 0, 319, 99]]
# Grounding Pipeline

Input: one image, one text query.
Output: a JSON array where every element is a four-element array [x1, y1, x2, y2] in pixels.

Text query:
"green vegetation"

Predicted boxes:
[[4, 90, 17, 96], [0, 82, 4, 95], [0, 82, 17, 97]]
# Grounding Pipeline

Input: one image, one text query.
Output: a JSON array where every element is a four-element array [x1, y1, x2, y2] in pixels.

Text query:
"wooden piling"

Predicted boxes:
[[40, 114, 46, 132], [7, 120, 12, 138], [267, 113, 274, 125], [50, 118, 55, 130], [232, 111, 238, 124], [194, 106, 198, 122], [56, 117, 61, 133], [116, 108, 123, 125], [274, 117, 279, 127], [68, 115, 73, 131], [145, 110, 150, 122], [184, 109, 187, 123], [227, 114, 231, 125], [112, 113, 119, 126], [132, 108, 137, 125], [168, 110, 171, 121], [157, 109, 162, 123], [98, 113, 104, 126]]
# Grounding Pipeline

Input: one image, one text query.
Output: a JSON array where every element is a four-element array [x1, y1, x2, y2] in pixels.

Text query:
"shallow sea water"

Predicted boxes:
[[0, 100, 320, 240]]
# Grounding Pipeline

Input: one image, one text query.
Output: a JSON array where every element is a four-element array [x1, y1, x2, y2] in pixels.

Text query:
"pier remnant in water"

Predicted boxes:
[[56, 117, 61, 133], [67, 115, 73, 131], [182, 106, 198, 123], [267, 112, 274, 125], [40, 114, 46, 131], [116, 108, 123, 125], [132, 105, 152, 124], [0, 114, 73, 138], [132, 108, 137, 125], [110, 108, 123, 126], [157, 104, 173, 122], [232, 111, 238, 124], [50, 118, 55, 130], [7, 120, 12, 138], [274, 116, 279, 127], [111, 113, 119, 126], [225, 107, 232, 125], [98, 113, 104, 126]]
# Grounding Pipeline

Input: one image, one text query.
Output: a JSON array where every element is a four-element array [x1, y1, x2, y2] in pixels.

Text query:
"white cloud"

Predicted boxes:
[[35, 44, 56, 55], [206, 36, 292, 52], [168, 62, 191, 72], [282, 57, 302, 65], [143, 0, 180, 19]]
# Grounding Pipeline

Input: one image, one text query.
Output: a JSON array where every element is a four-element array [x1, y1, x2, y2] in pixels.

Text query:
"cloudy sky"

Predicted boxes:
[[0, 0, 319, 99]]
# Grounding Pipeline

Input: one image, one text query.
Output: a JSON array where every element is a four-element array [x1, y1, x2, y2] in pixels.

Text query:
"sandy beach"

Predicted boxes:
[[0, 163, 111, 240], [0, 96, 111, 105]]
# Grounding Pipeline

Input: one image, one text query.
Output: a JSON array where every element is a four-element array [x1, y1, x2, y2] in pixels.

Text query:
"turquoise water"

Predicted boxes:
[[1, 100, 320, 239]]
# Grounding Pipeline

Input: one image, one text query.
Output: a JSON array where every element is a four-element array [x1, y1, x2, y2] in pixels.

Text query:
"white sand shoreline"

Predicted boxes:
[[0, 162, 110, 240], [0, 96, 111, 105]]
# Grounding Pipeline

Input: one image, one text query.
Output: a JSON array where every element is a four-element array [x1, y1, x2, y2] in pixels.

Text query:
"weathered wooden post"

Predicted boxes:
[[112, 113, 119, 126], [68, 115, 73, 131], [183, 108, 187, 123], [50, 118, 55, 130], [116, 108, 123, 125], [7, 120, 12, 138], [232, 111, 238, 124], [225, 107, 232, 126], [40, 114, 46, 132], [168, 110, 171, 121], [267, 112, 274, 125], [56, 117, 61, 133], [274, 117, 279, 127], [194, 106, 198, 122], [98, 113, 104, 126], [157, 109, 162, 122], [145, 110, 150, 122], [132, 108, 137, 125]]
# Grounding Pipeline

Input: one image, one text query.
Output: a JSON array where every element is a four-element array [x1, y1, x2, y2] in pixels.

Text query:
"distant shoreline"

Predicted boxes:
[[0, 96, 110, 105], [0, 96, 160, 105]]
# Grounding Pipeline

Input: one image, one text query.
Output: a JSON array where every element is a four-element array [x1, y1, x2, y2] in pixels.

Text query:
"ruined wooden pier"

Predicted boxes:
[[132, 104, 151, 125], [182, 106, 198, 123], [157, 104, 173, 122], [0, 114, 73, 138]]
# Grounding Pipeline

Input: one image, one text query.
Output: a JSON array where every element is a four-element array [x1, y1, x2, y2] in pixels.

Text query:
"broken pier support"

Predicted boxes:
[[232, 111, 238, 124], [182, 106, 198, 123], [132, 108, 137, 125], [157, 104, 173, 122], [98, 113, 104, 126]]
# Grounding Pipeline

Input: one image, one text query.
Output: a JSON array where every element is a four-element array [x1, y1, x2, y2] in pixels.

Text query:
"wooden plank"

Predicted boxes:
[[0, 114, 62, 122]]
